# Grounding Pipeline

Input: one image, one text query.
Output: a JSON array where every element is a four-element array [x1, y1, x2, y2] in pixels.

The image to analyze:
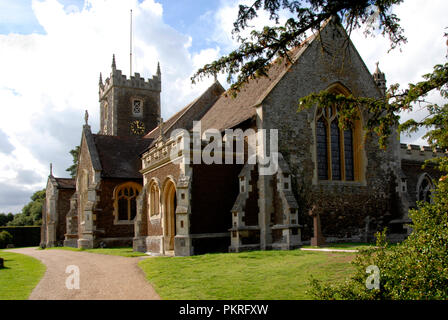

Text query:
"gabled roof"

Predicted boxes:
[[48, 175, 76, 189], [200, 48, 311, 132], [199, 19, 335, 132], [54, 178, 76, 189], [142, 81, 225, 152], [92, 134, 153, 179]]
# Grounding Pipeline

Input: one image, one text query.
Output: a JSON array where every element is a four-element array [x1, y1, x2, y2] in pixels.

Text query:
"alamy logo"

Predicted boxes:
[[365, 265, 380, 290], [169, 121, 279, 175], [65, 265, 80, 290]]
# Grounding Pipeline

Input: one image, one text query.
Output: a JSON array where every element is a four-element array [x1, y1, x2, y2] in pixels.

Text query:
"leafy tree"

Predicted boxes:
[[66, 146, 80, 178], [192, 0, 406, 96], [192, 0, 448, 299], [0, 213, 14, 227], [7, 189, 46, 226]]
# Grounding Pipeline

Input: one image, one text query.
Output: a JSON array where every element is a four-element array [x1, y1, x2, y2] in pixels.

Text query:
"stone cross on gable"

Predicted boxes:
[[84, 110, 89, 125]]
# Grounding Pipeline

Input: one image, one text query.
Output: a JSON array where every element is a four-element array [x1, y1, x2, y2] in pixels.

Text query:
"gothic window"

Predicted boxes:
[[316, 117, 328, 180], [417, 174, 434, 203], [148, 182, 160, 217], [114, 182, 142, 222], [315, 105, 357, 181], [132, 99, 143, 116]]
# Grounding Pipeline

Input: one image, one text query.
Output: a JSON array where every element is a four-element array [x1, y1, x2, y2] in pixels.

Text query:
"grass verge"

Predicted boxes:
[[0, 250, 46, 300], [138, 249, 355, 300], [46, 246, 147, 257], [301, 242, 376, 250]]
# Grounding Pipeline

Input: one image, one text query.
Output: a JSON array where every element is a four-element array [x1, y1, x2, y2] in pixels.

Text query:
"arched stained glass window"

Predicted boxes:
[[316, 117, 328, 180], [315, 105, 357, 182], [330, 118, 341, 181]]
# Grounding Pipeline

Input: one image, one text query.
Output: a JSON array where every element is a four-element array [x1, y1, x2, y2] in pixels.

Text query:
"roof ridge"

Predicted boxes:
[[164, 81, 223, 134]]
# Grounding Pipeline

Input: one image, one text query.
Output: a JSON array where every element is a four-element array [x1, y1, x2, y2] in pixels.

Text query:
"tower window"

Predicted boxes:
[[132, 99, 143, 116]]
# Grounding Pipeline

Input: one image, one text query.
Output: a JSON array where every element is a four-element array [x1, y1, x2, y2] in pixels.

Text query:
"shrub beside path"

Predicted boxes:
[[6, 247, 160, 300]]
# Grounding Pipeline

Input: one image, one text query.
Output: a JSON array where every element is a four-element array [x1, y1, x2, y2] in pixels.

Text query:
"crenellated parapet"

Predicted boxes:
[[99, 69, 161, 98], [99, 54, 161, 100], [400, 143, 446, 162]]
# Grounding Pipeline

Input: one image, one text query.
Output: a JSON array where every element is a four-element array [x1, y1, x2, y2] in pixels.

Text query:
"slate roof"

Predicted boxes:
[[199, 36, 315, 132], [54, 178, 76, 189], [142, 81, 224, 153], [92, 134, 153, 179], [144, 101, 194, 140]]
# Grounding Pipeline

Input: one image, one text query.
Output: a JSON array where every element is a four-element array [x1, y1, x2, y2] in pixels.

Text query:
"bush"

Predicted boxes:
[[0, 231, 13, 249]]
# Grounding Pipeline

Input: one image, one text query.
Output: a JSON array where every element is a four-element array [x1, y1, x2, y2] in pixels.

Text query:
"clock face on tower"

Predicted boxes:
[[130, 120, 145, 135]]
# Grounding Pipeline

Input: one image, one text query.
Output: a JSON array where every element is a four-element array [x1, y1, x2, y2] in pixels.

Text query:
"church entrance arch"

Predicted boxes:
[[162, 179, 177, 253]]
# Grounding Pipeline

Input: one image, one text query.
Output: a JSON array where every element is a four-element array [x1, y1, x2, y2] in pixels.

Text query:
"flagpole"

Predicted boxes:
[[130, 9, 133, 76]]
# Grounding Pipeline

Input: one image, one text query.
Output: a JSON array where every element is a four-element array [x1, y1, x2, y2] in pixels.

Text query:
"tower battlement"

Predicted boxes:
[[99, 69, 161, 97], [400, 143, 446, 162], [99, 55, 161, 99], [99, 70, 162, 97]]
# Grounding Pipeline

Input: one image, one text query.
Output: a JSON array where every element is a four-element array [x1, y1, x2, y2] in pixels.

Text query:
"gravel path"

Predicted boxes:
[[7, 247, 160, 300]]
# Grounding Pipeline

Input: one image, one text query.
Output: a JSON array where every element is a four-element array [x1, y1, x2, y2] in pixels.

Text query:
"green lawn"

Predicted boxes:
[[0, 250, 46, 300], [139, 250, 355, 300], [46, 246, 147, 257], [302, 242, 377, 250]]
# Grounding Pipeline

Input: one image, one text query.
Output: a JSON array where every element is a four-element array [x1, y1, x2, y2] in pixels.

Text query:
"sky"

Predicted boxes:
[[0, 0, 447, 214]]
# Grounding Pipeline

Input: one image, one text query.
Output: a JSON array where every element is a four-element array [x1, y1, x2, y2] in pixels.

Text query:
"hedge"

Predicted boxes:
[[0, 226, 41, 247]]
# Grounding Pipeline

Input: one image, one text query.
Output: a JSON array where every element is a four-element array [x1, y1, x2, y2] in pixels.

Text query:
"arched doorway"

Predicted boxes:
[[163, 180, 177, 253]]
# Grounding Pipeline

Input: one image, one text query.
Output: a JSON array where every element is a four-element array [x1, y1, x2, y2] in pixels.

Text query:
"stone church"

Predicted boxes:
[[40, 18, 443, 255]]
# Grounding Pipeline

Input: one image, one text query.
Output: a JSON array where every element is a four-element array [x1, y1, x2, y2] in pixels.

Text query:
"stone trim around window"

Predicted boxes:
[[113, 182, 142, 225]]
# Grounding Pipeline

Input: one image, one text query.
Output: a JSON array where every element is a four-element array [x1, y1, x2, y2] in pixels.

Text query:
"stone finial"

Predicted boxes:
[[373, 61, 387, 95], [50, 163, 53, 176], [84, 110, 89, 125], [112, 54, 116, 70], [99, 72, 103, 85], [156, 62, 161, 77]]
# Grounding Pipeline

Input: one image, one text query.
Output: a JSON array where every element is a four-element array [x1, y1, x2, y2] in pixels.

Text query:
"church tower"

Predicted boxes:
[[98, 55, 161, 136]]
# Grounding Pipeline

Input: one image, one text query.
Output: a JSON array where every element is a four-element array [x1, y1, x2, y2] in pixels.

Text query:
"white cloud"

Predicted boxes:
[[349, 0, 447, 144], [0, 0, 218, 212]]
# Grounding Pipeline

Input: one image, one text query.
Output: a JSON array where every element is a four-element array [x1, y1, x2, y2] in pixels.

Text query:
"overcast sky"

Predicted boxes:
[[0, 0, 447, 214]]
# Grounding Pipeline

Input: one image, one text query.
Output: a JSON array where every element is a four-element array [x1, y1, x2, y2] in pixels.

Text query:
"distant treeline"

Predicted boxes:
[[0, 189, 45, 226]]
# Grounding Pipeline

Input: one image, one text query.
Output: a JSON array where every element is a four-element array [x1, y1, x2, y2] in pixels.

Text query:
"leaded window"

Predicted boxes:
[[316, 105, 356, 181], [114, 182, 142, 222]]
